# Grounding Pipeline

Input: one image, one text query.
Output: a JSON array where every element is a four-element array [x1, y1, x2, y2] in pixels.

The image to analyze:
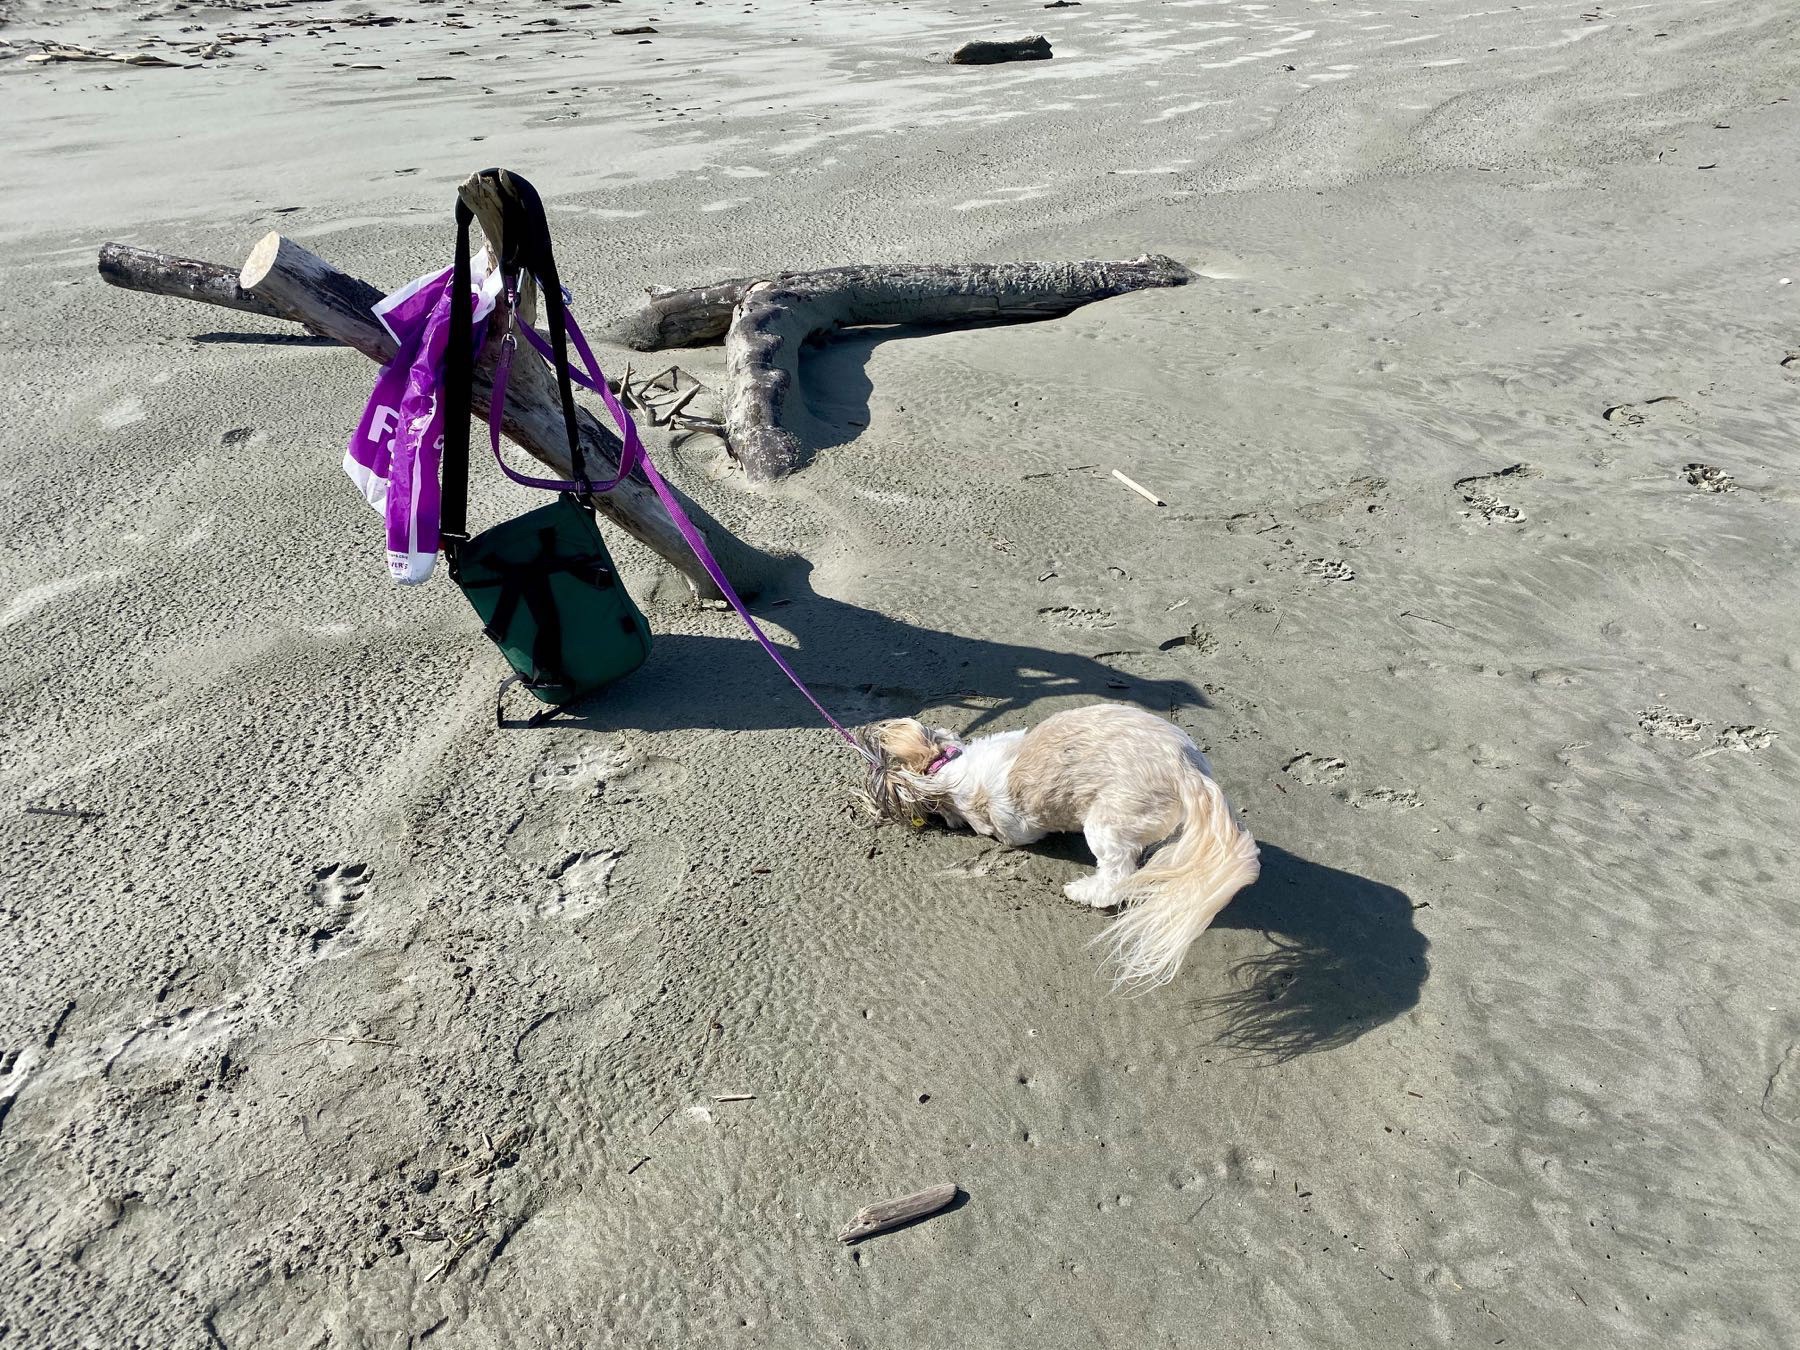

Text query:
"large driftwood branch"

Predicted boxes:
[[617, 257, 1190, 352], [98, 243, 297, 325], [100, 235, 768, 601], [636, 257, 1192, 484]]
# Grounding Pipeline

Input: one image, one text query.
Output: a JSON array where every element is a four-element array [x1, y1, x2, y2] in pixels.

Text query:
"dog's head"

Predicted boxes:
[[851, 717, 961, 825]]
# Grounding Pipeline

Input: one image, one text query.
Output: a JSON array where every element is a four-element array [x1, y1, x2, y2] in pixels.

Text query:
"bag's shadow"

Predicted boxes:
[[1025, 835, 1428, 1061], [540, 557, 1205, 736]]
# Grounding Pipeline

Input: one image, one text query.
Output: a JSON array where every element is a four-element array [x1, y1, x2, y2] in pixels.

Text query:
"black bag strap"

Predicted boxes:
[[441, 170, 589, 562], [505, 173, 588, 492], [442, 196, 476, 554]]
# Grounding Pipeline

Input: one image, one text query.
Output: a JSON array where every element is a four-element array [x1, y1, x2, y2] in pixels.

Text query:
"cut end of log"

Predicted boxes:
[[239, 232, 286, 292]]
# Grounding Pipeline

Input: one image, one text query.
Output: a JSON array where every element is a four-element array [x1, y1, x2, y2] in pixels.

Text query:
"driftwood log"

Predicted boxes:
[[99, 243, 294, 325], [837, 1183, 960, 1243], [98, 223, 767, 601], [620, 257, 1192, 484], [102, 177, 1191, 497], [950, 35, 1053, 64]]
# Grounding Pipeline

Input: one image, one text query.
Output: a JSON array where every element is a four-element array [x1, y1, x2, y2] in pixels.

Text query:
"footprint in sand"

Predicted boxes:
[[98, 397, 146, 431], [1455, 463, 1534, 525], [1158, 626, 1219, 655], [1637, 707, 1707, 741], [1716, 725, 1778, 752], [1763, 1041, 1800, 1126], [1038, 605, 1116, 629], [1680, 463, 1736, 493], [0, 569, 125, 630], [1344, 787, 1422, 810], [1302, 558, 1355, 583], [530, 740, 688, 800], [1283, 752, 1347, 785], [304, 862, 369, 956], [939, 846, 1025, 881], [1284, 753, 1421, 809], [101, 1003, 240, 1094], [1296, 476, 1388, 521], [540, 848, 624, 919], [1602, 396, 1696, 430]]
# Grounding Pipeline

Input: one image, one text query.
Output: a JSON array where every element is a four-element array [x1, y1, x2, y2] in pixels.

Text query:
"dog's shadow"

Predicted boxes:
[[1026, 835, 1428, 1061], [1200, 841, 1428, 1062]]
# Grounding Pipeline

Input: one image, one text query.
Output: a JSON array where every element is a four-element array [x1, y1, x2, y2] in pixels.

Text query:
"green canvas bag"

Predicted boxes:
[[449, 494, 651, 705], [440, 171, 651, 706]]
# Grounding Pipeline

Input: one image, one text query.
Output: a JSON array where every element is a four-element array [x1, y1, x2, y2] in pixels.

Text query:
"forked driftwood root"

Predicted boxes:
[[98, 206, 768, 601], [617, 257, 1192, 484]]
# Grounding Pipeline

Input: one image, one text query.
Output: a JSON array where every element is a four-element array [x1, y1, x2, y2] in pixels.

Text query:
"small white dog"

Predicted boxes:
[[855, 702, 1260, 989]]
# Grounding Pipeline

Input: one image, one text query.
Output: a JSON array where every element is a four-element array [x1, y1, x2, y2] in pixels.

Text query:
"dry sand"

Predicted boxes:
[[4, 0, 1799, 1344]]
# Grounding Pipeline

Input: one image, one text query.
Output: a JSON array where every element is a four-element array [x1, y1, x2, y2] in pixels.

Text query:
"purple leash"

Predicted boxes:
[[482, 287, 874, 760]]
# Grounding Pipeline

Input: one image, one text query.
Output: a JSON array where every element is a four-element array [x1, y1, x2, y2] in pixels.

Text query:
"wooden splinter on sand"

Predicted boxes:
[[615, 255, 1194, 484]]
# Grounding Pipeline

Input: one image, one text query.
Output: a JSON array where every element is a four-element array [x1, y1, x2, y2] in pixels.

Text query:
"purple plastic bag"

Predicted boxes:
[[344, 257, 500, 583]]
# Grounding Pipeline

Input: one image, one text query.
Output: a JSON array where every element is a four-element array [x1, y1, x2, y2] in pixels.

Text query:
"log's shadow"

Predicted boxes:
[[193, 331, 337, 347], [797, 319, 1072, 458], [538, 558, 1204, 736], [1196, 842, 1428, 1062]]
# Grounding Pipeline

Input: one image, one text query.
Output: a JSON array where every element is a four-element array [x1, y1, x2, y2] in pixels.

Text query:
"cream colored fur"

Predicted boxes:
[[860, 703, 1261, 989]]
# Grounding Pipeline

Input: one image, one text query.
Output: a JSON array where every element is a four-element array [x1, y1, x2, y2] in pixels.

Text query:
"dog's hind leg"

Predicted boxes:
[[1064, 822, 1142, 910]]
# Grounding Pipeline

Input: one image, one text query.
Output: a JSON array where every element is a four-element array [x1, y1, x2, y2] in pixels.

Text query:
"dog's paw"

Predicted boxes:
[[1063, 877, 1115, 910]]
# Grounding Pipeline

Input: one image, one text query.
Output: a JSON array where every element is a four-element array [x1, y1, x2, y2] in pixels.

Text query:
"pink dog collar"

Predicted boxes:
[[926, 746, 962, 775]]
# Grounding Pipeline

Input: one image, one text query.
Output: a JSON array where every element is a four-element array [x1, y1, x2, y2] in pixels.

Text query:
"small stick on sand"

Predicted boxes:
[[655, 383, 705, 426], [23, 805, 105, 821], [424, 1226, 484, 1282], [837, 1182, 960, 1243], [1112, 469, 1165, 506], [713, 1092, 756, 1102]]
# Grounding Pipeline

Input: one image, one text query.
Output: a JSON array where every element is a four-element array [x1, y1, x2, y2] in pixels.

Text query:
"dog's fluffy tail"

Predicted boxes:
[[1095, 767, 1260, 991]]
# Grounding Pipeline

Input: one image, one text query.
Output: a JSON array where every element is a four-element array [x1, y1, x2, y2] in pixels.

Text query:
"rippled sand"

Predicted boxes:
[[3, 0, 1798, 1343]]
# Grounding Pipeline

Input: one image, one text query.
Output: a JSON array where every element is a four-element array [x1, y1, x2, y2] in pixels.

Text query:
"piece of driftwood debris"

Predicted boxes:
[[1112, 469, 1165, 506], [838, 1182, 960, 1243], [23, 805, 105, 821], [96, 216, 767, 601], [950, 35, 1052, 64], [628, 257, 1190, 483], [25, 42, 185, 67], [612, 25, 657, 34]]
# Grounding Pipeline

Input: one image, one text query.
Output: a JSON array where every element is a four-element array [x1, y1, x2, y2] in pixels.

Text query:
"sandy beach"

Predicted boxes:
[[3, 0, 1799, 1343]]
